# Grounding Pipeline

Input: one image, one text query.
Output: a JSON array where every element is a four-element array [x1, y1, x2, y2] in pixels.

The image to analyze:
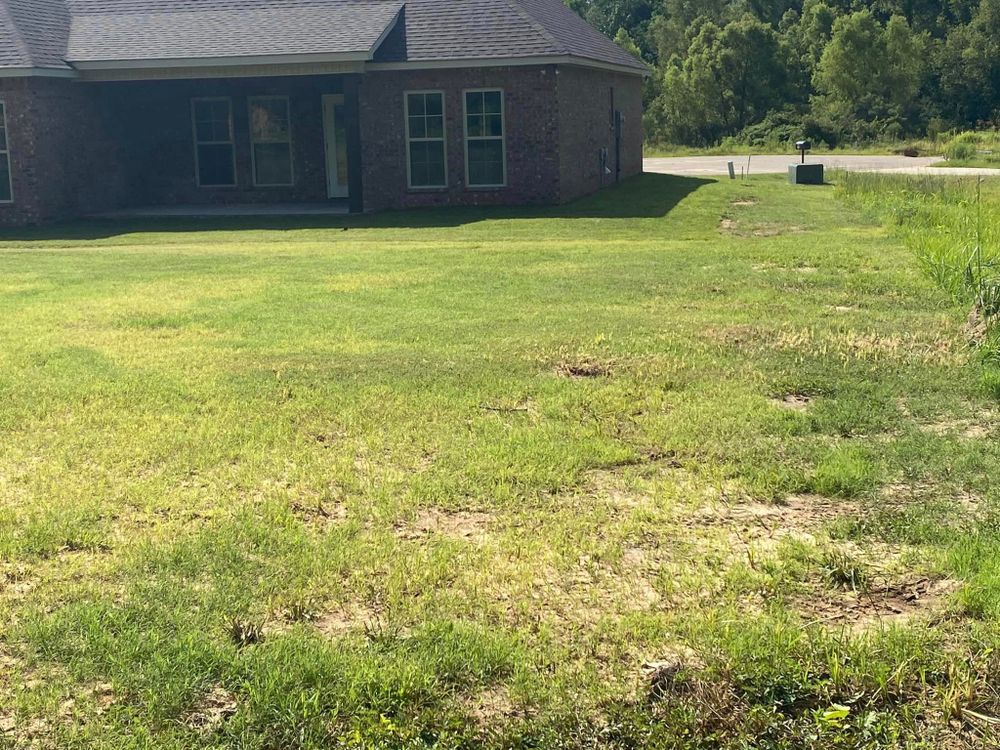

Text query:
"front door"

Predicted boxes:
[[322, 94, 349, 199]]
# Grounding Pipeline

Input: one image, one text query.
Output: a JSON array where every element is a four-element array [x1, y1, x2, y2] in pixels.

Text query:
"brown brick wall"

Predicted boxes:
[[556, 66, 644, 204], [0, 77, 127, 226], [359, 66, 562, 212]]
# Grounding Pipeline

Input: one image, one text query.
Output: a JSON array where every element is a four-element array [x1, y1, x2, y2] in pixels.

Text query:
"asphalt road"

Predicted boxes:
[[643, 154, 1000, 177]]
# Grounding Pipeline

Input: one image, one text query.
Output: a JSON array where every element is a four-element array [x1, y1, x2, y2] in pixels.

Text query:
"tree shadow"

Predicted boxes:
[[0, 173, 713, 241]]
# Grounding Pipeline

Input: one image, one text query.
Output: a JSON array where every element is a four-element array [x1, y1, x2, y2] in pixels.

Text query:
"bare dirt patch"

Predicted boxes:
[[556, 358, 612, 379], [686, 494, 859, 554], [526, 559, 662, 631], [722, 219, 808, 237], [314, 601, 383, 636], [290, 500, 348, 527], [0, 644, 21, 671], [704, 324, 761, 348], [967, 306, 988, 345], [462, 686, 518, 730], [88, 682, 115, 715], [186, 685, 237, 732], [731, 199, 758, 207], [919, 418, 991, 439], [773, 393, 813, 411], [573, 467, 656, 514], [395, 508, 493, 543], [881, 482, 982, 514], [797, 578, 960, 631], [617, 548, 662, 608]]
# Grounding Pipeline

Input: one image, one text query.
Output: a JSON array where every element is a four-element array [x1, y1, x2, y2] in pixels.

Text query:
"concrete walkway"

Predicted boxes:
[[644, 154, 1000, 177]]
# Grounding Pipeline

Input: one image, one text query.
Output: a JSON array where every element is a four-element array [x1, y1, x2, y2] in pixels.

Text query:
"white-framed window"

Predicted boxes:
[[0, 101, 11, 203], [463, 89, 506, 188], [249, 96, 293, 187], [405, 91, 447, 188], [192, 98, 236, 188]]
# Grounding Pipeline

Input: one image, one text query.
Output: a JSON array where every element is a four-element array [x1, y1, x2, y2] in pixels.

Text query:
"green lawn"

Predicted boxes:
[[2, 174, 999, 748]]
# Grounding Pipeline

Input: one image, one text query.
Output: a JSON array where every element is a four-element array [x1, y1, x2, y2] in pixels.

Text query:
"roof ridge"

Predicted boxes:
[[499, 0, 567, 56], [0, 0, 36, 67]]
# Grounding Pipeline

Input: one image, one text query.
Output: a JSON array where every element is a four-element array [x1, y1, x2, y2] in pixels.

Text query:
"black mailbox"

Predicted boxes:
[[790, 138, 822, 184], [795, 140, 812, 165]]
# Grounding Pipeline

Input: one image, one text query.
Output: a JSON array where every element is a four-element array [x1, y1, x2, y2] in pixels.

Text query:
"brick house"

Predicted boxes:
[[0, 0, 647, 225]]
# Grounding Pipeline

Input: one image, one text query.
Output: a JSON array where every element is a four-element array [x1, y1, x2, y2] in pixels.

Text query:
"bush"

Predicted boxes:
[[732, 110, 806, 149], [942, 130, 1000, 162], [946, 140, 977, 161]]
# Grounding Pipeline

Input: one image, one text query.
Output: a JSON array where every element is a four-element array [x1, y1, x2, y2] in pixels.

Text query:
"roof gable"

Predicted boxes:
[[2, 0, 71, 69]]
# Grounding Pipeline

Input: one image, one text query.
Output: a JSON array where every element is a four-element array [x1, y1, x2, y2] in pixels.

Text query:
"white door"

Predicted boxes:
[[322, 95, 349, 199]]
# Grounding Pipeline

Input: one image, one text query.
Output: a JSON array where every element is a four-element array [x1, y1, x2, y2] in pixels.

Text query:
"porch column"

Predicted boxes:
[[344, 74, 364, 214]]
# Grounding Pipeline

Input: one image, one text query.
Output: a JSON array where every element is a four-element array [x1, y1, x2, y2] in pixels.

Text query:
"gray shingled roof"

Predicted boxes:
[[67, 2, 403, 62], [0, 0, 647, 73]]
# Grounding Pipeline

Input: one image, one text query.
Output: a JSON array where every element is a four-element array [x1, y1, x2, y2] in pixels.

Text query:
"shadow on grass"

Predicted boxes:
[[0, 173, 713, 241]]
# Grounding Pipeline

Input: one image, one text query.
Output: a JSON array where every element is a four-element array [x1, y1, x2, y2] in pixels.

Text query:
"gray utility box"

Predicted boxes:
[[789, 163, 824, 185]]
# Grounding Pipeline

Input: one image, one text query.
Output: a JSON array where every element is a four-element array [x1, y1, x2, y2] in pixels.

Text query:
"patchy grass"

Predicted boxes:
[[1, 173, 1000, 747]]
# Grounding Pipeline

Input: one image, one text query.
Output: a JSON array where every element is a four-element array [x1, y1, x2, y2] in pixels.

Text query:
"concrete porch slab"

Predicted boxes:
[[91, 202, 350, 219]]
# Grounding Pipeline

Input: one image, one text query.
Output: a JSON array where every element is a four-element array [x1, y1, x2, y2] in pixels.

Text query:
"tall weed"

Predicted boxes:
[[838, 172, 1000, 371]]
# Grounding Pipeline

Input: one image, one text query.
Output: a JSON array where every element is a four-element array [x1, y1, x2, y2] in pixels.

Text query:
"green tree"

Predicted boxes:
[[934, 0, 1000, 125], [651, 15, 795, 143], [812, 10, 927, 136], [613, 27, 643, 59]]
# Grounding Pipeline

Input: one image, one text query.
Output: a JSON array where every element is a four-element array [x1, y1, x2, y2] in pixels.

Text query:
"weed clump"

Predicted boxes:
[[228, 618, 265, 648]]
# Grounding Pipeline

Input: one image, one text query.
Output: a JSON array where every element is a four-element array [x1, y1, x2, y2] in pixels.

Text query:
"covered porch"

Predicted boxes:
[[88, 72, 364, 214]]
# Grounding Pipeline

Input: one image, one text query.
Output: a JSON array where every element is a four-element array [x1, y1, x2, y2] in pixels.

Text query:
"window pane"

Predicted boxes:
[[466, 114, 484, 138], [410, 141, 445, 187], [465, 92, 484, 116], [467, 139, 504, 186], [408, 93, 425, 116], [194, 100, 231, 142], [253, 142, 292, 185], [195, 117, 218, 143], [0, 104, 7, 151], [408, 116, 426, 139], [486, 114, 503, 137], [251, 99, 289, 141], [0, 152, 10, 201], [426, 114, 444, 139], [425, 94, 442, 116], [483, 91, 502, 114], [198, 143, 235, 186]]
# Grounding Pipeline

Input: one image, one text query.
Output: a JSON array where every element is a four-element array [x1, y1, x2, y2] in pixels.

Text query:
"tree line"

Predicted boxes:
[[568, 0, 1000, 146]]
